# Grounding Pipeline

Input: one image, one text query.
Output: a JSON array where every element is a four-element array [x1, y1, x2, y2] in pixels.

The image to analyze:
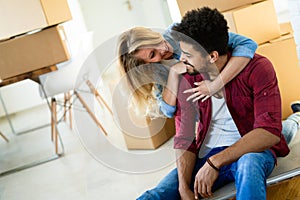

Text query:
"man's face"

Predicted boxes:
[[179, 41, 210, 75]]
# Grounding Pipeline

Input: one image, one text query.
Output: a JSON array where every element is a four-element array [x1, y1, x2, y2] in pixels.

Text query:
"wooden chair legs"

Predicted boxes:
[[65, 80, 111, 137], [51, 98, 58, 154], [74, 91, 108, 136], [0, 131, 9, 142], [63, 92, 73, 129], [86, 80, 113, 115]]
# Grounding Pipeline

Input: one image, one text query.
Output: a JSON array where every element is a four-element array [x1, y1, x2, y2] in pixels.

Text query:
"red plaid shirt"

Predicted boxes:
[[174, 54, 290, 158]]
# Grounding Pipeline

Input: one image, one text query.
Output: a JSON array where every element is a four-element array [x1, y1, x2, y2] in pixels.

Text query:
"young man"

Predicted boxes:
[[137, 7, 292, 200]]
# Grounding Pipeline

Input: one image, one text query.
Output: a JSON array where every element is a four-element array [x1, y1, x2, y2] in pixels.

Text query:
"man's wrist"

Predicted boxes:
[[206, 157, 220, 171], [209, 155, 222, 169]]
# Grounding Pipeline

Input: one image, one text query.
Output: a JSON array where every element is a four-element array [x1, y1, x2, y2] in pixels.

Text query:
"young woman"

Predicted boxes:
[[117, 26, 257, 118]]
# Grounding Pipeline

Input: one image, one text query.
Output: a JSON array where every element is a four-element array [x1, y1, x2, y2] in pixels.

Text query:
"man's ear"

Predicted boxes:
[[209, 51, 219, 63]]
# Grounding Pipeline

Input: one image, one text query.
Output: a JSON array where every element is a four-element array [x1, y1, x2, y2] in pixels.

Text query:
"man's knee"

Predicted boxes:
[[236, 151, 275, 177]]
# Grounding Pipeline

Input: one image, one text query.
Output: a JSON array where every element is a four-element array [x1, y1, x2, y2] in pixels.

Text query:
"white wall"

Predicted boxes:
[[78, 0, 172, 46]]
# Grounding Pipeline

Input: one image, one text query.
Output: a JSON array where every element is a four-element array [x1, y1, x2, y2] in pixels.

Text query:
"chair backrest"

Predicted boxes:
[[39, 31, 94, 97]]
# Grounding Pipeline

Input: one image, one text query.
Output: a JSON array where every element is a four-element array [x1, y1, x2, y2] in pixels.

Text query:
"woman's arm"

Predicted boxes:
[[184, 32, 257, 102], [159, 61, 188, 118]]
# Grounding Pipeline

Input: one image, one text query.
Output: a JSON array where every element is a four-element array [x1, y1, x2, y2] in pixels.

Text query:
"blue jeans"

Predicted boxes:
[[282, 112, 300, 144], [137, 147, 275, 200]]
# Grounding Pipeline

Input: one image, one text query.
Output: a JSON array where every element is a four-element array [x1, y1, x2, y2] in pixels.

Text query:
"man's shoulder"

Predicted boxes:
[[239, 53, 278, 84], [251, 53, 273, 66], [244, 53, 275, 73]]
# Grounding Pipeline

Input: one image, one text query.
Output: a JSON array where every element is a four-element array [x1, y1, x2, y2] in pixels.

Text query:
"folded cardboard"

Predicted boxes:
[[176, 0, 263, 16], [0, 25, 70, 81], [279, 22, 293, 35], [223, 0, 281, 45], [257, 34, 300, 119], [0, 0, 72, 40]]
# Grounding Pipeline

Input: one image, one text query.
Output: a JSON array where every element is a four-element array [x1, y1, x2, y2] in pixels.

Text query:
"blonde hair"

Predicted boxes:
[[117, 27, 166, 117]]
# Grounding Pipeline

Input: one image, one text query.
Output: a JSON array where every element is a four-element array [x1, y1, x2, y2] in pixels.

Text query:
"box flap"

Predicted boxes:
[[40, 0, 72, 25]]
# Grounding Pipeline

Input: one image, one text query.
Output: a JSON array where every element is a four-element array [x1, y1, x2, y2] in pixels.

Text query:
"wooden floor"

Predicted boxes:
[[267, 175, 300, 200]]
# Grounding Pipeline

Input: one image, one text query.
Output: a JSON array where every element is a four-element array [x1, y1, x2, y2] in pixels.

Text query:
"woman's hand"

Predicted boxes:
[[183, 79, 223, 102], [170, 61, 188, 74]]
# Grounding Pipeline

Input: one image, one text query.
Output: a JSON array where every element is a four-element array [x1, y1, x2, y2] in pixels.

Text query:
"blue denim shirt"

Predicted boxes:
[[157, 25, 258, 118]]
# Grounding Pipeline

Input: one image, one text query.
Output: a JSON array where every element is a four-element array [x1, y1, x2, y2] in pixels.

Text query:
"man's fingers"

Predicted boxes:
[[194, 180, 199, 199], [200, 183, 208, 198], [207, 186, 213, 197]]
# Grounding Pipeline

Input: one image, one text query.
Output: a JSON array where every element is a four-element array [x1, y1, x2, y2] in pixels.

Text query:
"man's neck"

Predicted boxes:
[[215, 54, 229, 72]]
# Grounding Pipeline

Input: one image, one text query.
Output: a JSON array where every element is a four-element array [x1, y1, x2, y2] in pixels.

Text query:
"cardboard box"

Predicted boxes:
[[110, 72, 176, 150], [122, 117, 175, 150], [257, 34, 300, 119], [0, 0, 72, 40], [279, 22, 293, 35], [0, 25, 70, 81], [223, 0, 281, 45], [176, 0, 263, 16]]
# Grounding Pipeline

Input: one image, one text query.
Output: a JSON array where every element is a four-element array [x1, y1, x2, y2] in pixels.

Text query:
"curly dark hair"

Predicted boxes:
[[172, 7, 229, 56]]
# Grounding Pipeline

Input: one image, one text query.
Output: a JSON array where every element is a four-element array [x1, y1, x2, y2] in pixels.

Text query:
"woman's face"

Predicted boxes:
[[134, 40, 173, 63]]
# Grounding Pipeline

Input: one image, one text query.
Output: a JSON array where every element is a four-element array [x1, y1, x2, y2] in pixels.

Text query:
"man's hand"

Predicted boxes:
[[194, 161, 219, 199]]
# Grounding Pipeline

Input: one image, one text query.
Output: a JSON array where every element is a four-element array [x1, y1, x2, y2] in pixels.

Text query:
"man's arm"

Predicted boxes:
[[176, 149, 197, 199], [211, 128, 280, 169], [174, 74, 200, 199]]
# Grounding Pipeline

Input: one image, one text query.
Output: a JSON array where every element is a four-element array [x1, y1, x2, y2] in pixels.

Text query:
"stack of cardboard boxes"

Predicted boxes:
[[0, 0, 72, 83], [176, 0, 300, 119]]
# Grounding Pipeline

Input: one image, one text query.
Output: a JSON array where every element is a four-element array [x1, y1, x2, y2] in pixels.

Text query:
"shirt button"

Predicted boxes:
[[263, 92, 267, 96]]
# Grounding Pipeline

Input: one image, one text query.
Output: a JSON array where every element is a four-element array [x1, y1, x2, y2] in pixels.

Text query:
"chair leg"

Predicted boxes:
[[51, 98, 58, 154], [0, 131, 9, 142], [63, 93, 67, 122], [86, 80, 113, 115], [63, 92, 73, 130], [67, 92, 73, 129], [74, 91, 108, 136]]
